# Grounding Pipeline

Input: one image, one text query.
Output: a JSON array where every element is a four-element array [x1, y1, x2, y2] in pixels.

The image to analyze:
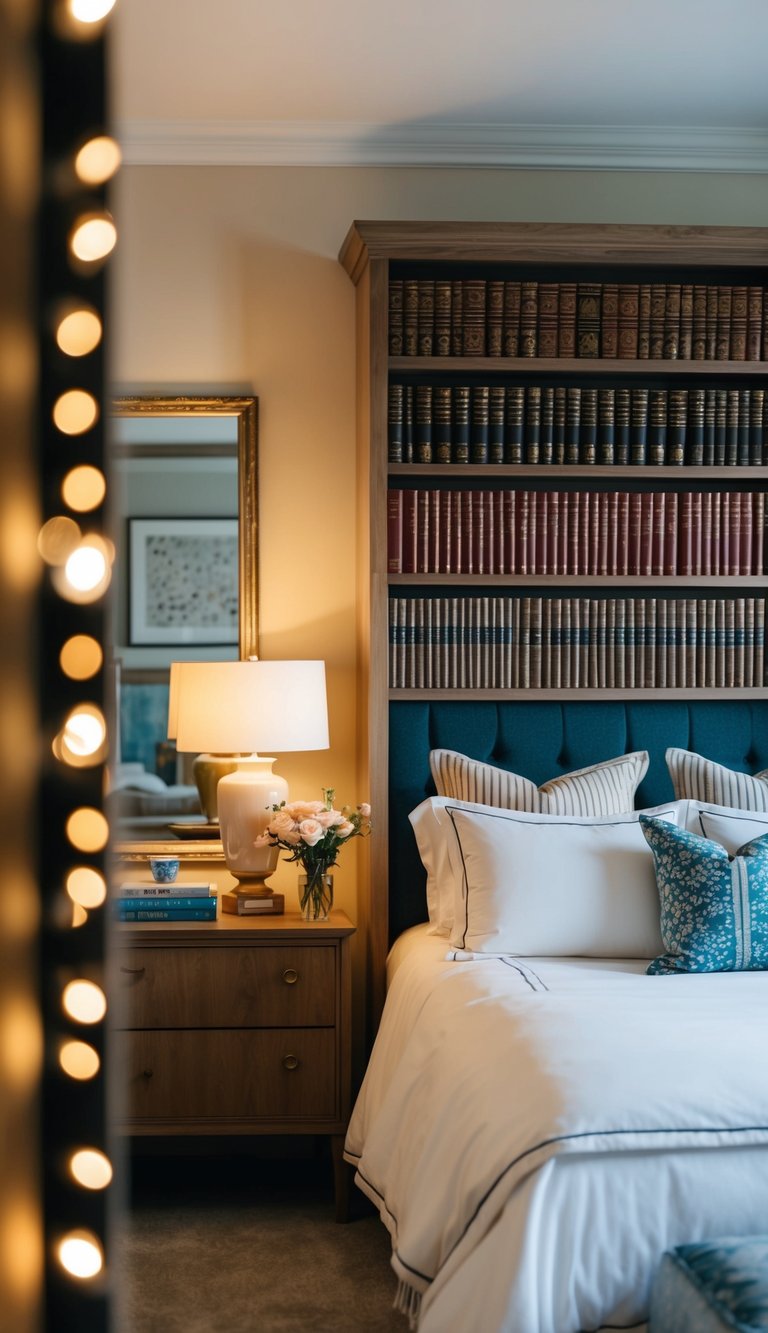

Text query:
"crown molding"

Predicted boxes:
[[115, 119, 768, 172]]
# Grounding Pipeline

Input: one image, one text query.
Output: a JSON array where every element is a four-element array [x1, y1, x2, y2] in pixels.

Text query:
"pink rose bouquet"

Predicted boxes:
[[256, 788, 371, 919]]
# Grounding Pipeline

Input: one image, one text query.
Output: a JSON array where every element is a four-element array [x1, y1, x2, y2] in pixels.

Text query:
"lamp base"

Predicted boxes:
[[192, 753, 240, 823], [216, 757, 288, 887]]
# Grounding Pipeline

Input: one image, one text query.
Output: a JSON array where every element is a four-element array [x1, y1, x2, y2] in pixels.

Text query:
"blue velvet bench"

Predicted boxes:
[[650, 1237, 768, 1332]]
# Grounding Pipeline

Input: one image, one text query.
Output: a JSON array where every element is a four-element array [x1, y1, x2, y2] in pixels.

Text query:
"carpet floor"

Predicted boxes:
[[114, 1148, 406, 1333]]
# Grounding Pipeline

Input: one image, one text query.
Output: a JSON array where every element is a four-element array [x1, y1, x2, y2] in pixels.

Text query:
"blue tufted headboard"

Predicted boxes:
[[388, 699, 768, 945]]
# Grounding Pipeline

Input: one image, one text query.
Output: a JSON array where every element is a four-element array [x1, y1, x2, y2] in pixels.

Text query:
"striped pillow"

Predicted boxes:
[[666, 747, 768, 812], [429, 748, 649, 816]]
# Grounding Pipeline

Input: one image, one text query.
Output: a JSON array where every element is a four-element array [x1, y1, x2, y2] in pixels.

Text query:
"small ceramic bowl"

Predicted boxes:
[[149, 856, 180, 884]]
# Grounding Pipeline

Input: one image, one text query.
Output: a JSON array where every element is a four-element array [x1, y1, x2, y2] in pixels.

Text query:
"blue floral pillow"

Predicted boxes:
[[639, 815, 768, 975]]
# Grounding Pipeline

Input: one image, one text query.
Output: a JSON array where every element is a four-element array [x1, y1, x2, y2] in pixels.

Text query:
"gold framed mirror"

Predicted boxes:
[[109, 395, 258, 855]]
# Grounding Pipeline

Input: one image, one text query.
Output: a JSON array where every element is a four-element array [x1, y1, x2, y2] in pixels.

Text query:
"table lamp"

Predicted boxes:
[[172, 659, 329, 898], [167, 661, 238, 824]]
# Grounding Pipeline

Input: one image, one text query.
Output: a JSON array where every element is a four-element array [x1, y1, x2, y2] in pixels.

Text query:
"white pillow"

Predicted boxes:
[[684, 800, 768, 854], [442, 799, 685, 956], [409, 797, 457, 936], [666, 747, 768, 812], [430, 748, 649, 816]]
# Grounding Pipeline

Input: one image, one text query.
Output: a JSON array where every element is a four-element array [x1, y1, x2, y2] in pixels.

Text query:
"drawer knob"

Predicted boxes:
[[282, 1054, 300, 1071], [120, 965, 146, 977], [282, 968, 299, 986], [142, 1069, 153, 1080]]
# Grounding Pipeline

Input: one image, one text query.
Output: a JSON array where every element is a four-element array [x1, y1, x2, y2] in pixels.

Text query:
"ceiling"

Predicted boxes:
[[111, 0, 768, 170]]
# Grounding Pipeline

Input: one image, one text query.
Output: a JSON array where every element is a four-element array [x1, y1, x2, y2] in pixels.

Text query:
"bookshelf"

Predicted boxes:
[[339, 221, 768, 1016]]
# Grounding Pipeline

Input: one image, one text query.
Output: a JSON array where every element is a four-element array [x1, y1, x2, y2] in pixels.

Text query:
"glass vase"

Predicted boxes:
[[298, 870, 333, 922]]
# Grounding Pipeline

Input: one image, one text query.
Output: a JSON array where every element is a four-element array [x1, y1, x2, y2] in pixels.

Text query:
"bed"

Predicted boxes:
[[344, 700, 768, 1332]]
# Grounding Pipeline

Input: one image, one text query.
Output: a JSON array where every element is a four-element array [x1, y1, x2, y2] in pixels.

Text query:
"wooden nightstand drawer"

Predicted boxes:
[[120, 1028, 337, 1122], [117, 944, 336, 1028]]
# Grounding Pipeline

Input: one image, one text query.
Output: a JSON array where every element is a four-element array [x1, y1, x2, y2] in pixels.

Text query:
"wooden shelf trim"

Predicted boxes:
[[390, 687, 768, 702], [389, 574, 768, 588], [390, 356, 768, 376], [388, 464, 768, 480]]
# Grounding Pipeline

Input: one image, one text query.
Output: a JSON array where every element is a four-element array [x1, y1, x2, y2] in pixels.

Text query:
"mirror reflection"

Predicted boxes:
[[108, 396, 258, 842]]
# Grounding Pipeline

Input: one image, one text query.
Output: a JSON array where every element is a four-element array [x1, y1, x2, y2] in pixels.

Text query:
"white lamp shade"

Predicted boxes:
[[172, 660, 329, 755]]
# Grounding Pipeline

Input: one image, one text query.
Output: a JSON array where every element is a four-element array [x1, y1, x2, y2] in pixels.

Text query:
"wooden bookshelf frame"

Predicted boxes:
[[339, 220, 768, 1028]]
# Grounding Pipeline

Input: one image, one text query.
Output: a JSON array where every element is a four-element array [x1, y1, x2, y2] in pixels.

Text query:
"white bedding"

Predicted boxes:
[[346, 926, 768, 1333]]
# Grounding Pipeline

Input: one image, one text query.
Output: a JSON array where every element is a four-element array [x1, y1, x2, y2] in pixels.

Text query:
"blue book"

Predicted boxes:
[[116, 896, 218, 910], [116, 905, 218, 921]]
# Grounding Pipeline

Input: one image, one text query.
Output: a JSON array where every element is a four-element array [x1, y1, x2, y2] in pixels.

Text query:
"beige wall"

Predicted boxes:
[[111, 164, 768, 920]]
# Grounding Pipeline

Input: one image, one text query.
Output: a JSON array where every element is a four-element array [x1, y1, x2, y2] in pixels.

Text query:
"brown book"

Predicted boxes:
[[387, 489, 403, 573], [553, 386, 567, 465], [630, 387, 649, 465], [663, 284, 681, 360], [649, 283, 666, 359], [503, 281, 521, 356], [581, 388, 597, 464], [451, 279, 464, 356], [576, 282, 600, 357], [597, 388, 615, 465], [638, 284, 651, 359], [601, 283, 618, 358], [540, 386, 554, 465], [558, 282, 577, 357], [434, 280, 452, 357], [417, 280, 435, 356], [415, 384, 433, 463], [716, 286, 732, 361], [525, 385, 541, 464], [537, 282, 559, 358], [520, 281, 538, 357], [487, 280, 504, 357], [618, 284, 639, 358], [749, 388, 764, 464], [452, 386, 470, 464], [488, 385, 505, 465], [648, 389, 667, 465], [462, 279, 486, 356], [730, 286, 748, 361], [679, 284, 694, 359], [565, 386, 581, 464], [747, 286, 763, 361], [706, 286, 719, 359], [404, 279, 419, 356], [389, 280, 404, 356], [692, 285, 707, 359]]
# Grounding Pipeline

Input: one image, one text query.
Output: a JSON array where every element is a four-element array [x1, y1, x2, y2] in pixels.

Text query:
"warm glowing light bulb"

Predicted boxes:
[[37, 516, 81, 566], [75, 135, 121, 184], [59, 635, 102, 680], [63, 706, 106, 758], [57, 1231, 103, 1279], [56, 308, 102, 357], [62, 466, 106, 512], [59, 1040, 100, 1080], [65, 807, 109, 853], [62, 979, 107, 1025], [69, 213, 117, 263], [52, 389, 98, 436], [71, 903, 88, 928], [69, 1149, 112, 1191], [64, 542, 107, 591], [66, 867, 106, 909]]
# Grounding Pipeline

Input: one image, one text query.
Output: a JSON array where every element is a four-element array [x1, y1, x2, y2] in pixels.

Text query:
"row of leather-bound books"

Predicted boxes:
[[388, 595, 766, 690], [387, 383, 768, 467], [386, 489, 765, 578], [388, 279, 768, 361]]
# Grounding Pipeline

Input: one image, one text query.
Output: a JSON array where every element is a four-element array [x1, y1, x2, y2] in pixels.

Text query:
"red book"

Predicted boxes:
[[720, 494, 730, 577], [700, 492, 712, 577], [401, 489, 418, 573], [740, 493, 753, 576], [547, 493, 560, 576], [438, 490, 452, 573], [728, 492, 741, 575], [557, 492, 570, 576], [638, 493, 653, 576], [597, 492, 609, 575], [616, 493, 629, 575], [754, 492, 765, 574], [578, 493, 591, 575], [516, 492, 529, 575], [651, 492, 665, 576], [416, 489, 430, 574], [502, 490, 515, 574], [450, 491, 463, 573], [710, 492, 721, 575], [677, 492, 693, 575], [536, 492, 548, 574], [690, 493, 702, 576], [527, 489, 538, 574], [628, 493, 643, 574], [567, 493, 579, 575], [428, 489, 441, 573], [607, 492, 619, 574], [471, 492, 485, 575], [483, 491, 496, 575], [387, 489, 402, 573], [461, 491, 474, 574], [663, 492, 678, 575]]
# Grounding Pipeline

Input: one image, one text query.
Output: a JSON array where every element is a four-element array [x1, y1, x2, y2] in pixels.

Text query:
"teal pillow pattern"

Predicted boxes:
[[639, 816, 768, 975]]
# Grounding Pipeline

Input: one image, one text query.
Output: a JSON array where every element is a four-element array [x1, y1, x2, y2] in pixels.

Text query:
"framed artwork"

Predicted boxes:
[[128, 517, 239, 646]]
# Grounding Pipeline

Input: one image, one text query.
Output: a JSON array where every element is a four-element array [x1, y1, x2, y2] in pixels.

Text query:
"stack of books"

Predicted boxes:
[[114, 882, 218, 921]]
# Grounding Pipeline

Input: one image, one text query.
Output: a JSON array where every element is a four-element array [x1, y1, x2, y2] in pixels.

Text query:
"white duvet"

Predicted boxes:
[[345, 929, 768, 1333]]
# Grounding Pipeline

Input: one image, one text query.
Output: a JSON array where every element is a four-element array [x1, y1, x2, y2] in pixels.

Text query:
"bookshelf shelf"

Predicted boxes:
[[341, 219, 768, 1020], [389, 574, 768, 588], [390, 356, 768, 377]]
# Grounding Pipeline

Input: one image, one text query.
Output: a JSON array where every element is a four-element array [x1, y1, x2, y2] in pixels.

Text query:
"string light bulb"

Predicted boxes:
[[68, 213, 117, 265], [68, 1150, 112, 1191], [61, 980, 106, 1025], [55, 307, 102, 357], [57, 1231, 103, 1279], [59, 1041, 100, 1081]]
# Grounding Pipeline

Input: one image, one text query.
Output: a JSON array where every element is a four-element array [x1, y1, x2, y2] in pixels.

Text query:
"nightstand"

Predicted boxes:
[[112, 909, 355, 1220]]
